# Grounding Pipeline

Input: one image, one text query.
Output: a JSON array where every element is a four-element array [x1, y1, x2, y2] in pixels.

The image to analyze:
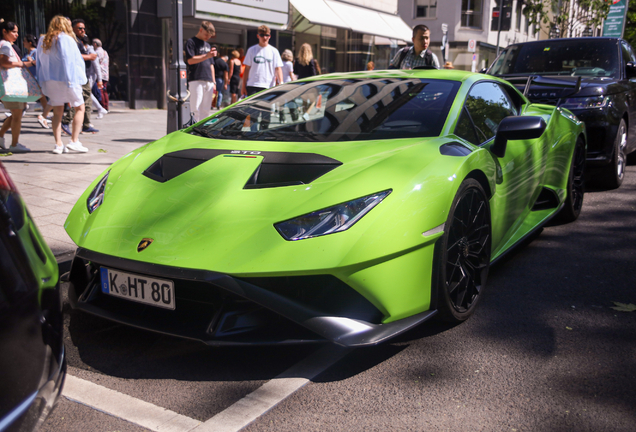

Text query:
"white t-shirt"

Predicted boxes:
[[282, 61, 294, 83], [243, 44, 283, 89], [0, 40, 19, 63]]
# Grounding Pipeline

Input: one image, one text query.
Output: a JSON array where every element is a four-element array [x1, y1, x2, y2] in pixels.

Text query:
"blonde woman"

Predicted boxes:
[[227, 49, 242, 104], [37, 15, 88, 154], [293, 43, 320, 79], [280, 49, 294, 82]]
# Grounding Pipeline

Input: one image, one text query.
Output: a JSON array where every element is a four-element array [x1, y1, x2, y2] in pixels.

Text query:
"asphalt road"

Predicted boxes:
[[42, 163, 636, 432]]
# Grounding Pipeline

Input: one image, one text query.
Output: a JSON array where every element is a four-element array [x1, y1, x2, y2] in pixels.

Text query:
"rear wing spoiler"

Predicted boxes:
[[502, 75, 582, 98]]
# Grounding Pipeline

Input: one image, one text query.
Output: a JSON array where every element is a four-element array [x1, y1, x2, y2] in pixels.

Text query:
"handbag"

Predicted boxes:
[[0, 46, 43, 103]]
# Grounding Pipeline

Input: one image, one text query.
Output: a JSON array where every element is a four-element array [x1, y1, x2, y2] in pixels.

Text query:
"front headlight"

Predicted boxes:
[[87, 171, 109, 213], [560, 95, 610, 110], [275, 190, 392, 241]]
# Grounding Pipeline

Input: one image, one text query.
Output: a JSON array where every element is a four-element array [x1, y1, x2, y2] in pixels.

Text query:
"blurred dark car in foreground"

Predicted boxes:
[[0, 162, 65, 432], [487, 37, 636, 188]]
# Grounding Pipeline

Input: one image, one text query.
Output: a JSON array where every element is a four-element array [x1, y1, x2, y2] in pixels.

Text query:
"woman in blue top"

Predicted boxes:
[[37, 15, 88, 154], [22, 33, 52, 129]]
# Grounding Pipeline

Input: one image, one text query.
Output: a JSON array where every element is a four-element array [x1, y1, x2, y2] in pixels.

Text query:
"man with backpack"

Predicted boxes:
[[389, 24, 440, 70]]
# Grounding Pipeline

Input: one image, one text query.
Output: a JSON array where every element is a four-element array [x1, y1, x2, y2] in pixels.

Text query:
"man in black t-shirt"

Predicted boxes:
[[213, 51, 228, 109], [185, 21, 216, 122]]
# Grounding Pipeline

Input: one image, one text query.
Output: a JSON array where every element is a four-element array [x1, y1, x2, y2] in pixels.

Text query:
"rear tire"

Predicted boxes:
[[598, 119, 626, 189], [555, 136, 585, 224], [436, 179, 492, 323]]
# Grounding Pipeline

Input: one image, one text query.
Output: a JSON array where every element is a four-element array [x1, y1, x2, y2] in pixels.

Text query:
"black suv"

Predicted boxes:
[[487, 38, 636, 188]]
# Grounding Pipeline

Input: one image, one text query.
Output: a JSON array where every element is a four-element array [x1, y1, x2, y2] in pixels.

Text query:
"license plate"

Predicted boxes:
[[100, 267, 175, 310]]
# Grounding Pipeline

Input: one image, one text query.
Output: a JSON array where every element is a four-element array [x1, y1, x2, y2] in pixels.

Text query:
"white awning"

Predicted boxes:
[[290, 0, 412, 42], [196, 0, 289, 30]]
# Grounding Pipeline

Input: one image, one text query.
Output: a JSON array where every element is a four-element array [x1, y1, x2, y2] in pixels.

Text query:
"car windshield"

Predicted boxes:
[[189, 78, 460, 142], [490, 39, 619, 78]]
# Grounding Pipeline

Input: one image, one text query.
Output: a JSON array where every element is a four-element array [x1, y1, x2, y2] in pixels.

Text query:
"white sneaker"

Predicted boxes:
[[9, 143, 31, 153], [67, 141, 88, 152], [52, 145, 65, 154], [96, 110, 106, 119], [0, 136, 5, 150], [3, 112, 10, 118]]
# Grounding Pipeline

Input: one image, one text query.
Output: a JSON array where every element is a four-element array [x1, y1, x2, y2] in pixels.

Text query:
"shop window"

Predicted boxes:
[[461, 0, 483, 29], [415, 0, 437, 18]]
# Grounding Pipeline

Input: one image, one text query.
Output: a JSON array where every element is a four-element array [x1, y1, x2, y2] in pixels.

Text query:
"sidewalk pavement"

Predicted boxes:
[[1, 107, 168, 259]]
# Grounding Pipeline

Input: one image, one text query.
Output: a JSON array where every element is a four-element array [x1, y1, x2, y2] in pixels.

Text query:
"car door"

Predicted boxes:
[[454, 81, 546, 255], [620, 40, 636, 153]]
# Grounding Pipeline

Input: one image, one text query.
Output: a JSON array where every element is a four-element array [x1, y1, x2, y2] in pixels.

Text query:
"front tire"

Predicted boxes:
[[436, 179, 492, 323], [555, 136, 585, 223], [599, 119, 627, 189]]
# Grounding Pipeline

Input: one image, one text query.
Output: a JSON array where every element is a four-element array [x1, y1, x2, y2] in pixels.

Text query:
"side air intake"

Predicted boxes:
[[532, 187, 560, 211]]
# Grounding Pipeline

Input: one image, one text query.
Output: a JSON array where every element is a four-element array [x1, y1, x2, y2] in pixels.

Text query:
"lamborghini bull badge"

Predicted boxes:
[[137, 238, 153, 252]]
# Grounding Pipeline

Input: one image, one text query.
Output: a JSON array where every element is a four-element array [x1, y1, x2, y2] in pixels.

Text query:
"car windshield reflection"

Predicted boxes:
[[190, 78, 460, 142]]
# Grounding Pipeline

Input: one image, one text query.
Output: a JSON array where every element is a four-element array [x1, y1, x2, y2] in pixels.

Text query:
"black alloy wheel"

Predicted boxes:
[[599, 119, 627, 189], [437, 179, 492, 322], [555, 136, 586, 223]]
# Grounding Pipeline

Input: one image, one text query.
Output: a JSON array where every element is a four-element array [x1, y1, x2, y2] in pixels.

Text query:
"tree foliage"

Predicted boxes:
[[625, 1, 636, 47], [524, 0, 612, 36]]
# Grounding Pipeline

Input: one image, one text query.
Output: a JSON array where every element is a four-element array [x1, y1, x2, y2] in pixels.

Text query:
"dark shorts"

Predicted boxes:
[[246, 86, 267, 96]]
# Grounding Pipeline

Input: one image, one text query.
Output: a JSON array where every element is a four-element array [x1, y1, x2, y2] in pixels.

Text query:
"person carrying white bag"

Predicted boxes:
[[0, 21, 35, 153]]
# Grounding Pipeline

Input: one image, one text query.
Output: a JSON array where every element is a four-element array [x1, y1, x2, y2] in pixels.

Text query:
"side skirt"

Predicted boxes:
[[490, 202, 564, 267]]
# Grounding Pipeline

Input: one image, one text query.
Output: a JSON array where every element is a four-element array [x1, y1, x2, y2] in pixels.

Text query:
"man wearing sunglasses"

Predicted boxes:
[[241, 25, 283, 97]]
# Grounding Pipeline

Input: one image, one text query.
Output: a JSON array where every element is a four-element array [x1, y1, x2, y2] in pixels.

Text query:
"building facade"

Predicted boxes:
[[7, 0, 558, 110], [398, 0, 541, 70]]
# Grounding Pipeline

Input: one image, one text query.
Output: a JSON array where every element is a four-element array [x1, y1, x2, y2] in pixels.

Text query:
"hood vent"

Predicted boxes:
[[143, 149, 342, 189]]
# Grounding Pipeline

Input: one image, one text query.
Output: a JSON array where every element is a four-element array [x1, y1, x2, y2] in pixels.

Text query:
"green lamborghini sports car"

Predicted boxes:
[[65, 69, 586, 346]]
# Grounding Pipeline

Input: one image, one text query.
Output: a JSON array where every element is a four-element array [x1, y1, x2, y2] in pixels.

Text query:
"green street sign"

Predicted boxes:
[[603, 0, 630, 38]]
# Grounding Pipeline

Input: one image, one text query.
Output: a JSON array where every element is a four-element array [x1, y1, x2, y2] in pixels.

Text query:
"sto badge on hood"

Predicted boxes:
[[137, 238, 153, 252]]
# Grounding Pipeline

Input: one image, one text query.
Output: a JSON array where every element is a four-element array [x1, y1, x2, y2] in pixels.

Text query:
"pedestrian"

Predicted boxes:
[[22, 33, 53, 129], [293, 43, 320, 80], [60, 18, 99, 136], [185, 21, 216, 122], [241, 25, 283, 97], [444, 61, 454, 69], [92, 38, 109, 111], [0, 21, 30, 152], [366, 61, 375, 71], [37, 15, 88, 153], [82, 35, 107, 119], [389, 24, 440, 69], [227, 49, 241, 104], [213, 46, 228, 109], [281, 49, 294, 82]]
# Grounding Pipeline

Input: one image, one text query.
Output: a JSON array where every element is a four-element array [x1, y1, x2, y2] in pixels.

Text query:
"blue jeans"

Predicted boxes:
[[215, 78, 224, 108]]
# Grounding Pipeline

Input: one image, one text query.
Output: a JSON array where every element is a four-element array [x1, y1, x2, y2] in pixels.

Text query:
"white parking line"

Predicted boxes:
[[62, 344, 350, 432], [193, 345, 350, 432], [63, 375, 201, 432]]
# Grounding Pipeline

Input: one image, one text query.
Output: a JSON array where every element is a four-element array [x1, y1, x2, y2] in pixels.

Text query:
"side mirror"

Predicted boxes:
[[626, 62, 636, 79], [478, 67, 488, 74], [490, 116, 547, 158]]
